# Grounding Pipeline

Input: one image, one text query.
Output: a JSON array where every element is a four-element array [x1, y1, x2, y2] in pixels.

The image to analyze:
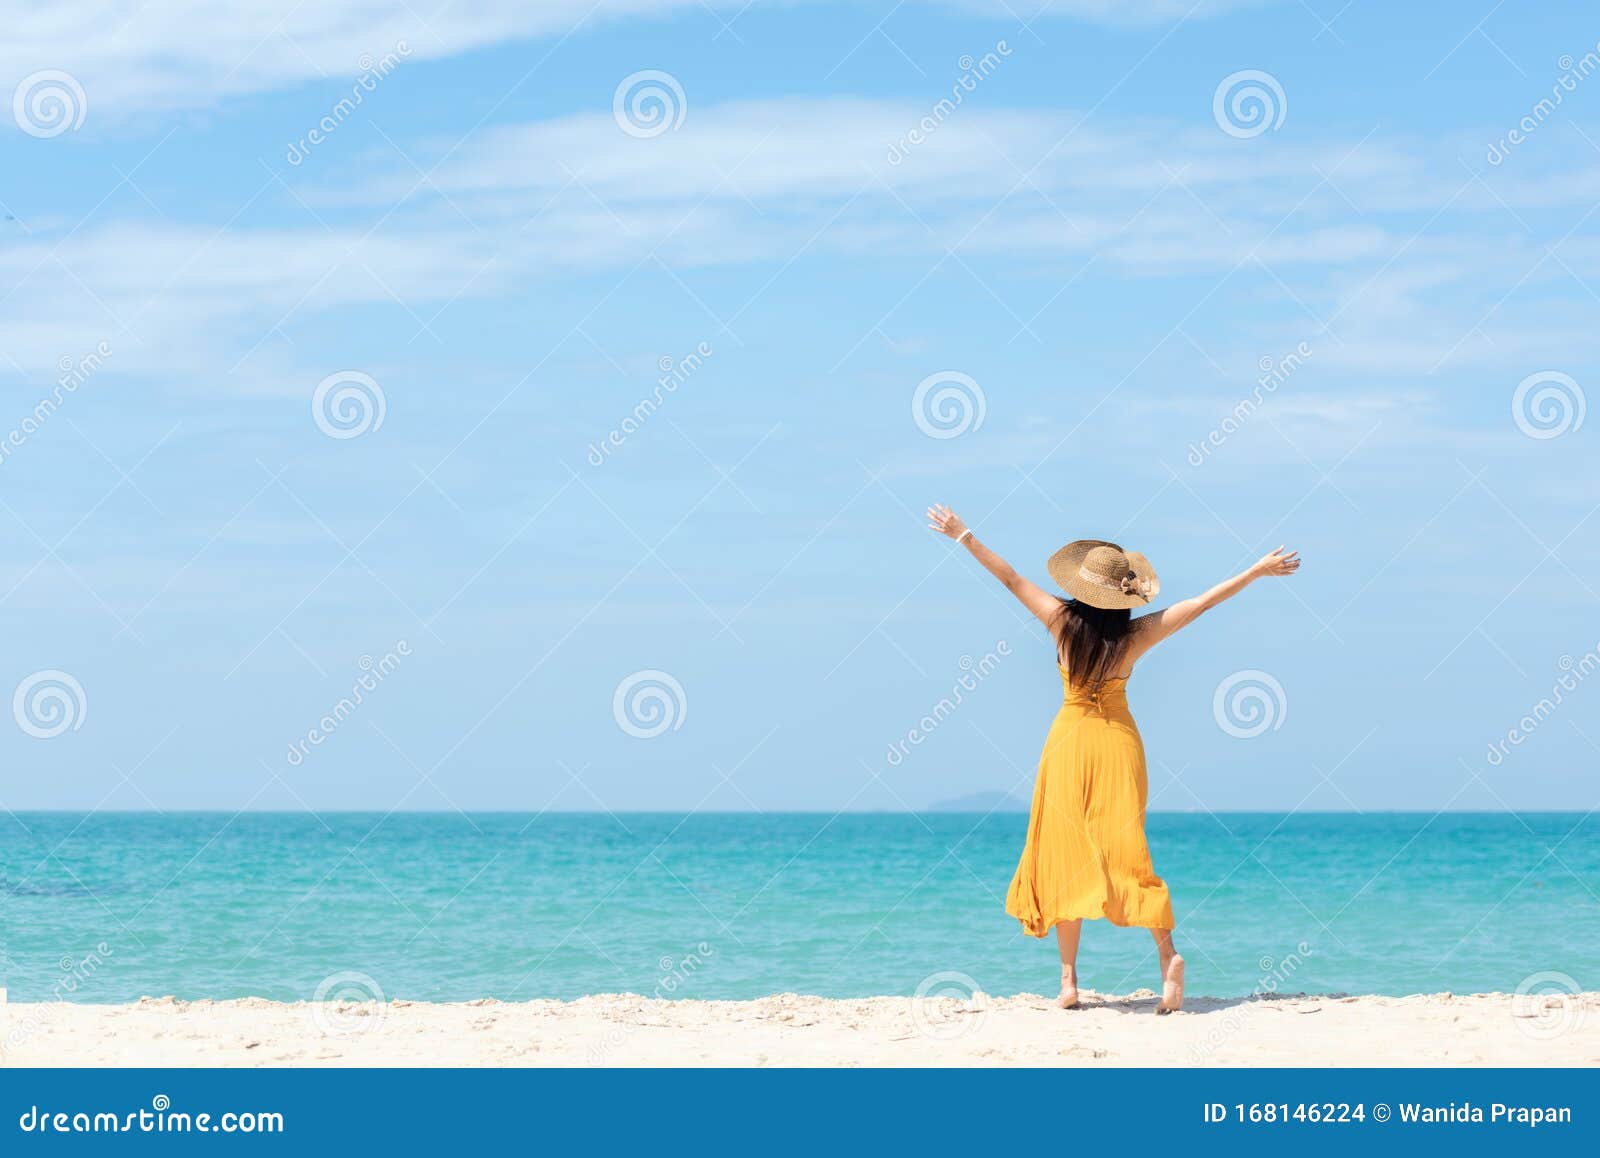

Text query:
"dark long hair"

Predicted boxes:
[[1051, 598, 1133, 692]]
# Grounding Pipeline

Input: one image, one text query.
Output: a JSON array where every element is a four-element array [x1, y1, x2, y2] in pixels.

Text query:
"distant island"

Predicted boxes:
[[925, 790, 1029, 812]]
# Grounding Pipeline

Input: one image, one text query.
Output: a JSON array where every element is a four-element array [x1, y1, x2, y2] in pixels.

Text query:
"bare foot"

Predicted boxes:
[[1058, 965, 1080, 1010], [1156, 954, 1185, 1015]]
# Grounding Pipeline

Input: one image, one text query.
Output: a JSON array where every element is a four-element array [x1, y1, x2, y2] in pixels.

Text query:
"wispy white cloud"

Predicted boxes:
[[6, 95, 1599, 402], [0, 0, 1272, 117], [0, 220, 500, 389], [949, 0, 1273, 22], [367, 95, 1600, 233], [0, 0, 690, 113]]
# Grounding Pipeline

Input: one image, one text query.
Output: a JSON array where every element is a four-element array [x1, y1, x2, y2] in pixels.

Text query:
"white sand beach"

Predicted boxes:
[[5, 989, 1596, 1067]]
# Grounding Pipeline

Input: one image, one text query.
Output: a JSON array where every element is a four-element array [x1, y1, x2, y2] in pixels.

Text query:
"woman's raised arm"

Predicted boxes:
[[927, 504, 1058, 627], [1132, 546, 1301, 652]]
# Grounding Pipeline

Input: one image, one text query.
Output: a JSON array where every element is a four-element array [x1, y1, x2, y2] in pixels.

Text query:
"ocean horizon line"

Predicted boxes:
[[5, 807, 1594, 816]]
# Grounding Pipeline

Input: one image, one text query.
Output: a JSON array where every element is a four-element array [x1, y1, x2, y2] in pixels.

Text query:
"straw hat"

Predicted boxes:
[[1046, 539, 1160, 610]]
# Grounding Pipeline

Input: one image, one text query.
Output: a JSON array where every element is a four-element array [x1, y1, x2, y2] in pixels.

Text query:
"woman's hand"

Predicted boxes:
[[1253, 545, 1302, 577], [929, 504, 1058, 626], [926, 504, 970, 541]]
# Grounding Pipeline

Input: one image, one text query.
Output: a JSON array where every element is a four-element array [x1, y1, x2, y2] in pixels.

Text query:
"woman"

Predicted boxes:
[[925, 504, 1300, 1013]]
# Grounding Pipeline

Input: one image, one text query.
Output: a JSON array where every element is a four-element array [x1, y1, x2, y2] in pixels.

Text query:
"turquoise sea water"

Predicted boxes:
[[3, 812, 1595, 1002]]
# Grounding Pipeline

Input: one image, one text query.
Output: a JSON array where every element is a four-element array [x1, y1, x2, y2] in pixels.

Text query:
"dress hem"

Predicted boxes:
[[1011, 910, 1174, 936]]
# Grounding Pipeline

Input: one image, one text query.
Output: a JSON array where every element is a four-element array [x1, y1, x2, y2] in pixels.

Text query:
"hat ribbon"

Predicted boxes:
[[1076, 564, 1153, 602]]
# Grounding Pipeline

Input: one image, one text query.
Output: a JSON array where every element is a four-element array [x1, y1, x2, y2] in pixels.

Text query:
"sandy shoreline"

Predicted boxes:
[[5, 989, 1597, 1067]]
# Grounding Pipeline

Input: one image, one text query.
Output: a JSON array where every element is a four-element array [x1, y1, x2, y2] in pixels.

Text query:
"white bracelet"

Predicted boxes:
[[956, 528, 973, 544]]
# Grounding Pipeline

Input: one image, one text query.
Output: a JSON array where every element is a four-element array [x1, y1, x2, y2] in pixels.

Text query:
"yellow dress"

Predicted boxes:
[[1005, 665, 1175, 934]]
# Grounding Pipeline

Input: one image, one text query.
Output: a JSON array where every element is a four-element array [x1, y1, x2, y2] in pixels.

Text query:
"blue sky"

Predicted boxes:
[[1, 0, 1597, 812]]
